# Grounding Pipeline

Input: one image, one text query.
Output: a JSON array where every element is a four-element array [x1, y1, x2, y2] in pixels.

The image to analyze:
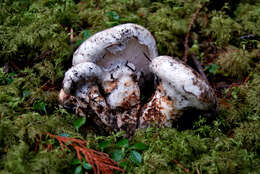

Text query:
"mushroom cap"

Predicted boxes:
[[150, 56, 217, 111], [63, 62, 103, 94], [72, 23, 158, 78]]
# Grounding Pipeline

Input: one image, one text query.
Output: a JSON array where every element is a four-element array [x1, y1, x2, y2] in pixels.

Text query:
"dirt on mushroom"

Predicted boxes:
[[0, 0, 260, 174]]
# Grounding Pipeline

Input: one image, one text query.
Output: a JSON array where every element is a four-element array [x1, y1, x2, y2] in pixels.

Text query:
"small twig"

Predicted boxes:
[[219, 99, 231, 109], [183, 3, 206, 63], [173, 160, 190, 173], [40, 80, 56, 91], [34, 135, 40, 152], [39, 50, 52, 60], [243, 74, 250, 86], [191, 54, 209, 84], [196, 168, 201, 174]]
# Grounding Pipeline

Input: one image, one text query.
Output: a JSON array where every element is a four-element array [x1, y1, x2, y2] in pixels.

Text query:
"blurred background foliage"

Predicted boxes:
[[0, 0, 259, 173]]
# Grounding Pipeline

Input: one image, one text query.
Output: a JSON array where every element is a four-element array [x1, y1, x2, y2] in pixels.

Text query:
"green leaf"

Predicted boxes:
[[99, 140, 111, 151], [82, 161, 92, 170], [130, 151, 142, 164], [7, 72, 16, 77], [112, 149, 124, 162], [74, 117, 86, 131], [117, 138, 129, 148], [111, 11, 119, 20], [33, 100, 47, 114], [205, 63, 220, 75], [6, 77, 13, 84], [72, 159, 81, 165], [131, 142, 148, 151], [74, 165, 83, 174]]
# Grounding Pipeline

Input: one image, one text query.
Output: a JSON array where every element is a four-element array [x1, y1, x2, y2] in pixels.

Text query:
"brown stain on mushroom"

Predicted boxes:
[[191, 77, 217, 106], [124, 81, 131, 87], [103, 80, 118, 93], [114, 104, 140, 137], [140, 96, 164, 126], [139, 83, 179, 128], [142, 97, 166, 124], [121, 91, 140, 109], [86, 85, 115, 127], [199, 88, 217, 109]]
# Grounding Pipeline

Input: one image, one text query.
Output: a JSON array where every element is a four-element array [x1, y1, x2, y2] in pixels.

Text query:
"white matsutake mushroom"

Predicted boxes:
[[59, 23, 158, 133], [139, 56, 218, 128], [59, 23, 218, 135]]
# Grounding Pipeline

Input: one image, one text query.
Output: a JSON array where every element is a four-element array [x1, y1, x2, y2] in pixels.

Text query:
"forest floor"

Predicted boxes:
[[0, 0, 260, 173]]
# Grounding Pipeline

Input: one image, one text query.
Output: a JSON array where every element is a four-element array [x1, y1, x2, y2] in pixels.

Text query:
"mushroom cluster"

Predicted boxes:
[[59, 23, 217, 135]]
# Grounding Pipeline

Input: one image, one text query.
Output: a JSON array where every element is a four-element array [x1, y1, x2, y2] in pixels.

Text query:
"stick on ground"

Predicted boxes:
[[183, 3, 206, 63]]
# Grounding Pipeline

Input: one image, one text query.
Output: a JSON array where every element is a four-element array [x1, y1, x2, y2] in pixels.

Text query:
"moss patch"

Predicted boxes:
[[0, 0, 260, 173]]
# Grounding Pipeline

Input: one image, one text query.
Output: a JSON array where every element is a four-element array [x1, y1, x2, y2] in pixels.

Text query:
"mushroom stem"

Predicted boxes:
[[77, 84, 117, 129], [139, 83, 181, 128], [101, 64, 141, 134], [101, 65, 140, 109]]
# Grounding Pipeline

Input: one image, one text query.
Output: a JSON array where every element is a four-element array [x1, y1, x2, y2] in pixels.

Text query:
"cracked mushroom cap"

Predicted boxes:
[[150, 56, 217, 111], [62, 62, 103, 95], [72, 23, 158, 79]]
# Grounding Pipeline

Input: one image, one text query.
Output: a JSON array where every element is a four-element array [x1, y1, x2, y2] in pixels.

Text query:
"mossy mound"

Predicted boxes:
[[0, 0, 260, 173]]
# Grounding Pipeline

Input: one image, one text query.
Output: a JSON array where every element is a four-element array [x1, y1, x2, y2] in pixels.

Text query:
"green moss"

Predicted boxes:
[[2, 141, 31, 174], [216, 47, 252, 79], [1, 141, 74, 174], [234, 121, 260, 153], [1, 0, 260, 173], [244, 74, 260, 118], [0, 0, 74, 66], [204, 11, 242, 46], [128, 127, 260, 174], [146, 0, 208, 56], [235, 3, 260, 36]]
